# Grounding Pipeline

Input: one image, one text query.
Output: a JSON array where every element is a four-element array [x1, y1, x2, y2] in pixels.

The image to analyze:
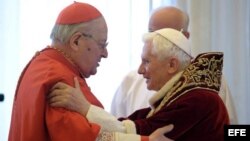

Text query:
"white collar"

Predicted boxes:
[[149, 71, 184, 109]]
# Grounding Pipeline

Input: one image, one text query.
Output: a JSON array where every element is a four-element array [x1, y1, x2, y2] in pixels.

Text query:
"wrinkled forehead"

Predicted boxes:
[[141, 41, 154, 58]]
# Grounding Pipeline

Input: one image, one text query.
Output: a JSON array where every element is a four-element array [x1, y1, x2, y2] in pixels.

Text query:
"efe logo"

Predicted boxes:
[[224, 125, 250, 141]]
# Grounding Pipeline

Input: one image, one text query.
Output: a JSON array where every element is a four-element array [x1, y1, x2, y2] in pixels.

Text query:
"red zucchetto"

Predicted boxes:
[[56, 1, 102, 25]]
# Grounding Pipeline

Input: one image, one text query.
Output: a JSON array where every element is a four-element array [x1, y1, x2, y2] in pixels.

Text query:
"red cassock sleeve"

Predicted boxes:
[[46, 107, 100, 141], [44, 62, 102, 141]]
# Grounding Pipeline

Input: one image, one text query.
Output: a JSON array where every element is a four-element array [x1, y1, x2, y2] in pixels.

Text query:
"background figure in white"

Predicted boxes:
[[110, 6, 238, 124], [111, 70, 155, 117]]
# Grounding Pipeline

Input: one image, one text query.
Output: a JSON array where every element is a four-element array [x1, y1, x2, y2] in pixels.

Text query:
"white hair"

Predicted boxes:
[[50, 18, 103, 44], [142, 32, 192, 70]]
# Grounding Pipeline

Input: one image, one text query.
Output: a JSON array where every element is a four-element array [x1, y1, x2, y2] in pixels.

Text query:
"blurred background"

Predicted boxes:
[[0, 0, 249, 140]]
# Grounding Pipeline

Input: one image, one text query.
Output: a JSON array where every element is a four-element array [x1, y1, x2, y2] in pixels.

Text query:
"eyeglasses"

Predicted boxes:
[[81, 32, 108, 49]]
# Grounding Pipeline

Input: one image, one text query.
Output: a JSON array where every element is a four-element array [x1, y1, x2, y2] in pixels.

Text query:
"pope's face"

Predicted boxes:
[[138, 42, 173, 91]]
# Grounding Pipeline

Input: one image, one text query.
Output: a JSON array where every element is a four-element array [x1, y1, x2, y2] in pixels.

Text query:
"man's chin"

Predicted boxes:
[[79, 69, 97, 78], [90, 69, 97, 75], [146, 82, 157, 91], [146, 83, 153, 90], [84, 71, 95, 78]]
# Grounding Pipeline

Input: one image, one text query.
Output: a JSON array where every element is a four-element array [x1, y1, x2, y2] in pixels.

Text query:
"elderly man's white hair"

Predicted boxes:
[[142, 28, 192, 70]]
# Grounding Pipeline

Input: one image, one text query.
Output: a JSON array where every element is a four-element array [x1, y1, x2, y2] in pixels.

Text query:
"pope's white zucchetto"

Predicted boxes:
[[155, 28, 192, 57]]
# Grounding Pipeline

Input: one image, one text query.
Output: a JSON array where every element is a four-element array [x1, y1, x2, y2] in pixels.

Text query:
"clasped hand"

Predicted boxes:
[[47, 77, 174, 141], [48, 77, 90, 116]]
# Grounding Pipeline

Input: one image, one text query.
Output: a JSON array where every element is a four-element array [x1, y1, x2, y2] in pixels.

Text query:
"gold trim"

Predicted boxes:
[[147, 52, 223, 117]]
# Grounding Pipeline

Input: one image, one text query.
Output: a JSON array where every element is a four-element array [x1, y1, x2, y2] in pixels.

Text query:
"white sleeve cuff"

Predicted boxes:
[[87, 105, 128, 133], [122, 120, 137, 133]]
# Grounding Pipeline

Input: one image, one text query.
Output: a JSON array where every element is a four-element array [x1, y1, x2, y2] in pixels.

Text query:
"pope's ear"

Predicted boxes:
[[167, 57, 180, 74], [69, 32, 82, 51]]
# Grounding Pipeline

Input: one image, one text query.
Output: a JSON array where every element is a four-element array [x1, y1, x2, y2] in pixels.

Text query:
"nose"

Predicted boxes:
[[138, 63, 144, 75], [101, 47, 108, 58]]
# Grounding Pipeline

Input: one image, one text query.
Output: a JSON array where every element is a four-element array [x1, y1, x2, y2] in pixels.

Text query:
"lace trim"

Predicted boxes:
[[96, 132, 114, 141]]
